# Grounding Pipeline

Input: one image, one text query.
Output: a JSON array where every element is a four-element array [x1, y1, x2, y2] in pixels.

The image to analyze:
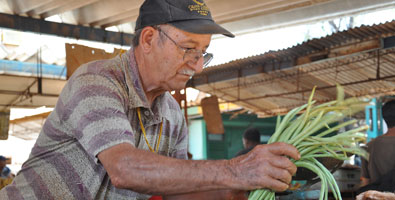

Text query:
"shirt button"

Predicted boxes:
[[144, 111, 150, 116]]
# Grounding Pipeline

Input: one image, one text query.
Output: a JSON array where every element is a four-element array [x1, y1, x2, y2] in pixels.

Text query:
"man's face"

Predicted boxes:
[[150, 25, 212, 91], [0, 160, 5, 169], [242, 138, 248, 148]]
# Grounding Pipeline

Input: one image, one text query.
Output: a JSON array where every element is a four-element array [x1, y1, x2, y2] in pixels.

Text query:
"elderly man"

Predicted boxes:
[[0, 0, 299, 199]]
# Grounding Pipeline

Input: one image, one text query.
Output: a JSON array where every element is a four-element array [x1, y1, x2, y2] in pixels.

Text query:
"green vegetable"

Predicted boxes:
[[249, 85, 369, 200]]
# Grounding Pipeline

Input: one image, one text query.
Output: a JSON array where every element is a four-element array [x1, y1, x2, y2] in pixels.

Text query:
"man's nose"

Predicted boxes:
[[188, 57, 204, 74]]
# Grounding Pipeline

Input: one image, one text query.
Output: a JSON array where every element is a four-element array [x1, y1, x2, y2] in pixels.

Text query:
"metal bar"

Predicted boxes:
[[37, 48, 43, 94], [0, 13, 133, 46], [237, 69, 241, 101], [210, 90, 266, 114], [0, 90, 58, 97], [0, 104, 49, 109], [9, 111, 51, 124], [218, 74, 395, 103], [1, 79, 37, 112], [259, 86, 395, 113], [376, 49, 381, 79], [192, 47, 393, 91], [190, 27, 395, 88], [0, 73, 66, 81]]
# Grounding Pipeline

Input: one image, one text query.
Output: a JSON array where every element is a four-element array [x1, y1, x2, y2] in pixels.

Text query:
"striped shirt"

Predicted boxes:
[[0, 49, 188, 200]]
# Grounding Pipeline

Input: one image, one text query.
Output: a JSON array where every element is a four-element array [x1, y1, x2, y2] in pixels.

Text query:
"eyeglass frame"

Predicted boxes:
[[153, 25, 213, 67]]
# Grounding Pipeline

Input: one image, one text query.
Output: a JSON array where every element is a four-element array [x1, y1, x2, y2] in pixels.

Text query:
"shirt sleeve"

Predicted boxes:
[[361, 142, 372, 179], [60, 70, 135, 163], [361, 156, 370, 179]]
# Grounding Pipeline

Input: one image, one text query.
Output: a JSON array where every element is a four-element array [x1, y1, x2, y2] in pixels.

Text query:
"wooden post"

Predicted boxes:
[[0, 110, 10, 140]]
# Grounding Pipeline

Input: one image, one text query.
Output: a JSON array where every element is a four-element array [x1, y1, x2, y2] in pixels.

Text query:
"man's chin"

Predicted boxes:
[[169, 82, 188, 91]]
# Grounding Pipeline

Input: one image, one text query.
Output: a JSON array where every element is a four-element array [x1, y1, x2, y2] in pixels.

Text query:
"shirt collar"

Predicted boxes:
[[121, 47, 149, 108], [122, 47, 170, 121]]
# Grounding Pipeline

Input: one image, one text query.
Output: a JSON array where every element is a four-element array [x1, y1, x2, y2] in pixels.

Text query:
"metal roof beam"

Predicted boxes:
[[222, 0, 395, 35], [9, 0, 52, 14], [207, 74, 395, 104], [27, 0, 73, 16], [74, 0, 142, 25], [9, 111, 51, 124], [187, 59, 295, 87], [0, 13, 133, 46], [41, 0, 100, 19], [92, 12, 138, 28]]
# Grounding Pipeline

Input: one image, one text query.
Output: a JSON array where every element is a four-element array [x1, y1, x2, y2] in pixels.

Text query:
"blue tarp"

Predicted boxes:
[[0, 59, 66, 79]]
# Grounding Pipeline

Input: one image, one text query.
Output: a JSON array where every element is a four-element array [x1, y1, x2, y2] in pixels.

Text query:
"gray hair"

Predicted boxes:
[[132, 28, 143, 47]]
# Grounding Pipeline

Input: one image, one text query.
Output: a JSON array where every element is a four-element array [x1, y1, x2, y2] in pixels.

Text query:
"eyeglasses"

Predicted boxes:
[[154, 26, 213, 67]]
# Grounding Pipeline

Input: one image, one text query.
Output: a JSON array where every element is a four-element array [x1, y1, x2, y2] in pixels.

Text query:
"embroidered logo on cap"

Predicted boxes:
[[188, 0, 209, 16]]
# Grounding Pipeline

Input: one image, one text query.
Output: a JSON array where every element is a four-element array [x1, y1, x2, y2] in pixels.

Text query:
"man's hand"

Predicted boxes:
[[228, 142, 300, 192], [98, 142, 299, 195], [356, 190, 395, 200]]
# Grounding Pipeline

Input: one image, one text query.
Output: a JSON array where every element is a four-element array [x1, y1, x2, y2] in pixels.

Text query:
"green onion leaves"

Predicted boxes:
[[249, 85, 368, 200]]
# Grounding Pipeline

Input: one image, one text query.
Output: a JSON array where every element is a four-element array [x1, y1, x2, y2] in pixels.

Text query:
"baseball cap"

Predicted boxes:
[[135, 0, 235, 38]]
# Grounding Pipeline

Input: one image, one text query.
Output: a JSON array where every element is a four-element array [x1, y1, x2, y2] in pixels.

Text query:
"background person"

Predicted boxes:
[[235, 127, 261, 157], [0, 156, 11, 179], [0, 156, 13, 190], [359, 100, 395, 193]]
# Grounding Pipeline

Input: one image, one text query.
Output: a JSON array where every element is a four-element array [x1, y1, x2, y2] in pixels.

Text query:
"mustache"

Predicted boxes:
[[180, 69, 195, 76]]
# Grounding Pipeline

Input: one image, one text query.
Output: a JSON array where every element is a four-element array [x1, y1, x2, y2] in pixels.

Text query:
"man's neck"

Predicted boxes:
[[245, 143, 259, 149], [385, 127, 395, 136], [134, 48, 165, 105]]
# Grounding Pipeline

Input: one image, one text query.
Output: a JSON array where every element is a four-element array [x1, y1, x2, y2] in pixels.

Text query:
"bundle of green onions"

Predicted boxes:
[[249, 85, 369, 200]]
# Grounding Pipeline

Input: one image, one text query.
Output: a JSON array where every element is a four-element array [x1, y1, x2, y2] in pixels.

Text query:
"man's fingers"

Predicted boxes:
[[270, 156, 298, 176], [268, 142, 300, 160], [235, 143, 300, 191], [265, 177, 290, 192], [268, 167, 293, 185]]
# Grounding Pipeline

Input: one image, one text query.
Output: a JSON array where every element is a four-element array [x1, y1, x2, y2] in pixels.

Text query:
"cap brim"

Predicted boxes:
[[170, 19, 235, 38]]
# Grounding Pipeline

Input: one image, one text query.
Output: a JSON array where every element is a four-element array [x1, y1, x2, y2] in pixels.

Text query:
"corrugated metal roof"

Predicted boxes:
[[188, 20, 395, 117], [196, 20, 395, 75]]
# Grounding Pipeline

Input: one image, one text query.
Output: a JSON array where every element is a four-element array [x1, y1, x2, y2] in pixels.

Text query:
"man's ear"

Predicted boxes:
[[139, 26, 157, 53]]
